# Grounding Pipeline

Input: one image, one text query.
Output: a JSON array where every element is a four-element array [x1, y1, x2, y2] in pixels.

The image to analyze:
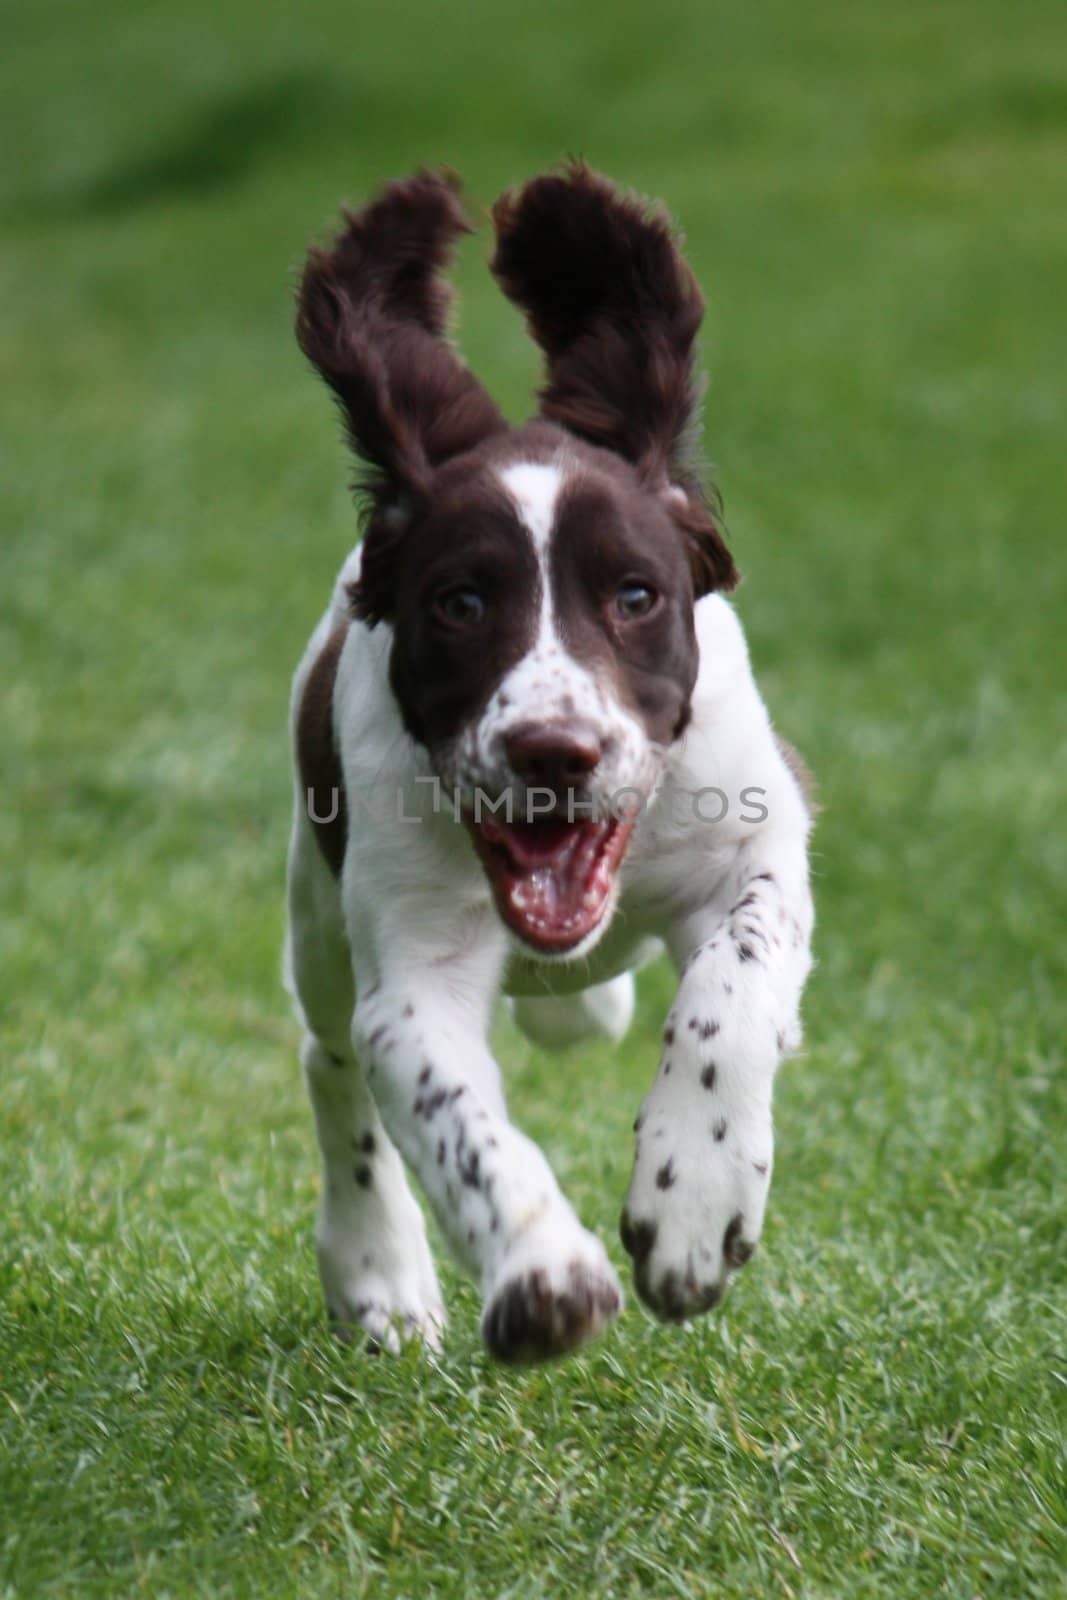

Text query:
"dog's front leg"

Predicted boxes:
[[354, 961, 622, 1363], [621, 851, 814, 1321]]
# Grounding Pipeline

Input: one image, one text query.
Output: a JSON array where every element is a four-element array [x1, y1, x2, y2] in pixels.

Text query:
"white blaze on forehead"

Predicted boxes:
[[498, 461, 563, 558]]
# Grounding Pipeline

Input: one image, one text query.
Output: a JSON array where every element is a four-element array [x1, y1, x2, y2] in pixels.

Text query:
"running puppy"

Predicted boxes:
[[285, 165, 814, 1362]]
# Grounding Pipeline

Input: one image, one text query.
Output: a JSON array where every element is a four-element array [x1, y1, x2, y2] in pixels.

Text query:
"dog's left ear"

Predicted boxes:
[[491, 163, 737, 595]]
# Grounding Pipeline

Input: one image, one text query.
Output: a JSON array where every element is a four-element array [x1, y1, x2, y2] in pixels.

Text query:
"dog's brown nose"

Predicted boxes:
[[505, 723, 603, 788]]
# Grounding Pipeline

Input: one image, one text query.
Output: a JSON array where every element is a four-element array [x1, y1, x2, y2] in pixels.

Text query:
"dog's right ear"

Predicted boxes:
[[296, 171, 506, 624]]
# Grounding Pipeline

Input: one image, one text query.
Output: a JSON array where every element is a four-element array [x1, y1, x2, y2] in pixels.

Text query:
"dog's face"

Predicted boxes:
[[296, 165, 737, 957], [382, 427, 700, 953]]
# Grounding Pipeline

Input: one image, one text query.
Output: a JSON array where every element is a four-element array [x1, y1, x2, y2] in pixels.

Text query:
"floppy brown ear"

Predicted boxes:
[[490, 163, 737, 594], [297, 170, 507, 623]]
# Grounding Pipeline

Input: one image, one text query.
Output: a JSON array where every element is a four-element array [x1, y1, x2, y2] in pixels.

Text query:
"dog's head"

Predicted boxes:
[[297, 165, 737, 957]]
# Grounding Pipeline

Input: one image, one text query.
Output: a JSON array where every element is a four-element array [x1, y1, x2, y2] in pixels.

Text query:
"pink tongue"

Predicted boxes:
[[502, 824, 609, 929]]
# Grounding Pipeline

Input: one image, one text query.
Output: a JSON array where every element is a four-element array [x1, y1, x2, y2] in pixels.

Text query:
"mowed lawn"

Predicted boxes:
[[2, 0, 1065, 1594]]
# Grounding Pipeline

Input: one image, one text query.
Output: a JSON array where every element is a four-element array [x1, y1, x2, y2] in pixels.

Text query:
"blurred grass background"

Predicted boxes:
[[1, 0, 1065, 1595]]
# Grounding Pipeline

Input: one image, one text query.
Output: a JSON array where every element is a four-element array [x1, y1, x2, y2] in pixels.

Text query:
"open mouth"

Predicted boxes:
[[465, 811, 635, 954]]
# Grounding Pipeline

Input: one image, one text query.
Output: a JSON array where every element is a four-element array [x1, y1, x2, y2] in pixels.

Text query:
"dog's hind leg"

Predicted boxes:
[[510, 973, 635, 1049], [286, 821, 445, 1352], [300, 1036, 445, 1351]]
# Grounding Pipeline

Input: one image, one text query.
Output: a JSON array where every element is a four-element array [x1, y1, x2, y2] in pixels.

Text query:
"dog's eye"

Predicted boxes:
[[435, 585, 487, 627], [615, 581, 658, 620]]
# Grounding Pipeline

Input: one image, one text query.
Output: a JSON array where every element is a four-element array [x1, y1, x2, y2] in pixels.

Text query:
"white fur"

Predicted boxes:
[[499, 460, 560, 553], [285, 542, 814, 1354]]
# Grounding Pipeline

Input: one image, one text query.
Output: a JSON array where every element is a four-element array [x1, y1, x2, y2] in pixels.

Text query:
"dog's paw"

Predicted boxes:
[[620, 1105, 770, 1322], [318, 1232, 446, 1354], [481, 1220, 622, 1363], [327, 1292, 446, 1355]]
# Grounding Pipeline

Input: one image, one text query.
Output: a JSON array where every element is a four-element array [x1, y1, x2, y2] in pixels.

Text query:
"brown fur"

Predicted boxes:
[[295, 171, 507, 626], [296, 623, 350, 877], [297, 166, 738, 636], [490, 162, 737, 596]]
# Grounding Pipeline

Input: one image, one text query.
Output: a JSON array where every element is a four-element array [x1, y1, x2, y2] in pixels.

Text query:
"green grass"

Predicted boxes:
[[2, 0, 1066, 1594]]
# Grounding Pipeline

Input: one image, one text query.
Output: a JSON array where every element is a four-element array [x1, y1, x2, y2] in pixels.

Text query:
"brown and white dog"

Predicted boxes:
[[284, 166, 814, 1362]]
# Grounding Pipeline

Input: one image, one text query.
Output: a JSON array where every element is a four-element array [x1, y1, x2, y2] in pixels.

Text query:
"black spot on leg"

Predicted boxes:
[[776, 1029, 786, 1053], [437, 1138, 446, 1165], [633, 1112, 644, 1134], [701, 1063, 717, 1091], [737, 943, 756, 963], [723, 1212, 755, 1268], [656, 1159, 676, 1190], [663, 1025, 675, 1046], [755, 872, 774, 883], [353, 1165, 372, 1189], [712, 1118, 728, 1142], [420, 1087, 449, 1120], [753, 1161, 768, 1176], [663, 1060, 672, 1076], [699, 1019, 720, 1041], [620, 1212, 657, 1263], [459, 1148, 481, 1190], [417, 1064, 432, 1086], [723, 981, 733, 996]]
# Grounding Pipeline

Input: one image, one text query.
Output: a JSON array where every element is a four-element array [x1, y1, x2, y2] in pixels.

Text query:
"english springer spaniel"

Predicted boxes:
[[285, 165, 814, 1363]]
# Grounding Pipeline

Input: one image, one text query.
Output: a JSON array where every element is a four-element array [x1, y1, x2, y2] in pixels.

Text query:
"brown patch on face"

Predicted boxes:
[[383, 460, 543, 750], [296, 622, 349, 877], [549, 464, 699, 745], [377, 420, 706, 764]]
